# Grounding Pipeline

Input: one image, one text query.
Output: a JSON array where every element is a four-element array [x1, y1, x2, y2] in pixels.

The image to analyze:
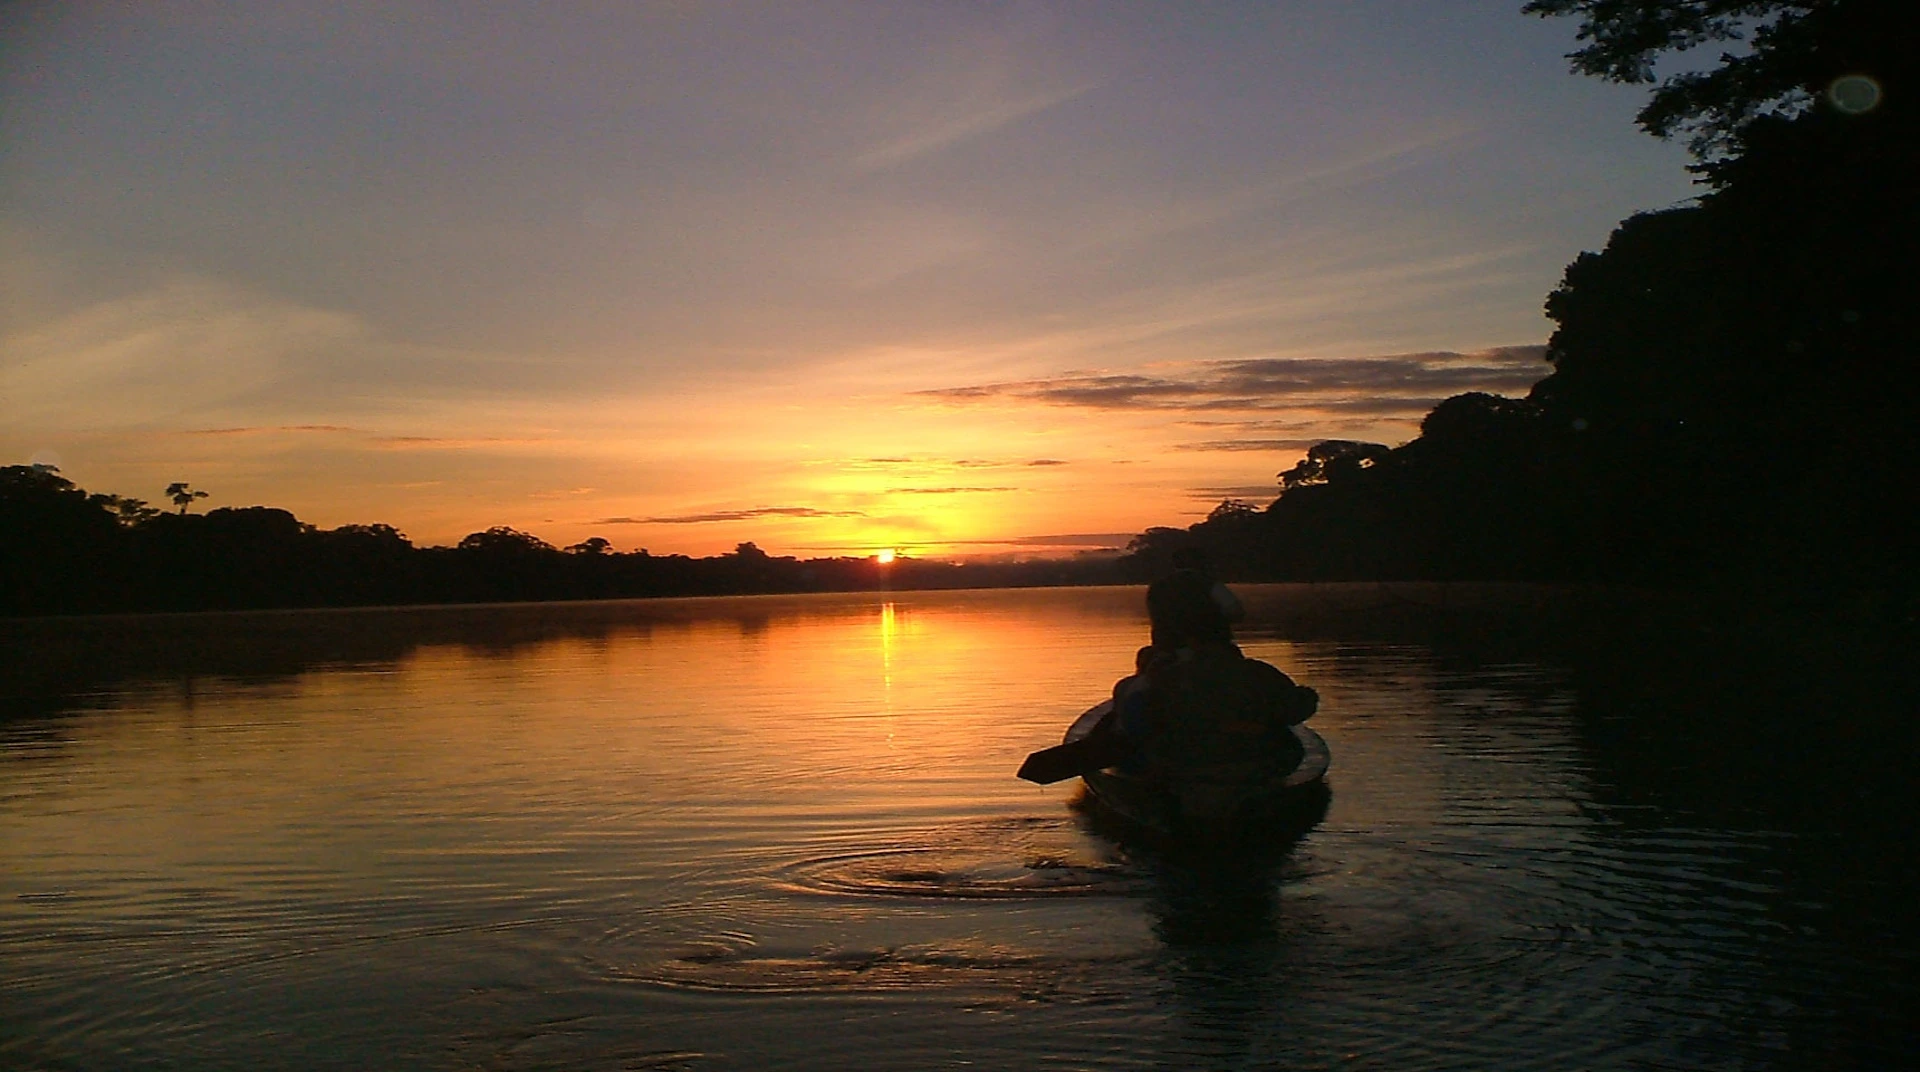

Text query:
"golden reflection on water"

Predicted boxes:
[[5, 587, 1905, 1071], [0, 588, 1539, 889], [2, 585, 1560, 947], [0, 587, 1591, 894], [880, 601, 896, 742]]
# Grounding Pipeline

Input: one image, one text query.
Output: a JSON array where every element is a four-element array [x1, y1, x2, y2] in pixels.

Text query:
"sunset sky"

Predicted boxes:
[[1, 2, 1696, 557]]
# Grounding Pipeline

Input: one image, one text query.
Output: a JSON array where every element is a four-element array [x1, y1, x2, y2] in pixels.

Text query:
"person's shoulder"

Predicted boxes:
[[1238, 655, 1296, 687]]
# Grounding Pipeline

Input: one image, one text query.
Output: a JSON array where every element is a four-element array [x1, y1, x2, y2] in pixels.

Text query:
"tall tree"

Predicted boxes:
[[165, 482, 209, 514], [1523, 0, 1917, 588], [1523, 0, 1908, 155]]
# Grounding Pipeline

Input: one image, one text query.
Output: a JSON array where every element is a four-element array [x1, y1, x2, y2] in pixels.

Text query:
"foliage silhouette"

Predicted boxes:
[[1277, 441, 1390, 493], [5, 6, 1911, 615], [0, 466, 1126, 615], [1118, 0, 1914, 604], [1523, 0, 1907, 156], [165, 482, 209, 514]]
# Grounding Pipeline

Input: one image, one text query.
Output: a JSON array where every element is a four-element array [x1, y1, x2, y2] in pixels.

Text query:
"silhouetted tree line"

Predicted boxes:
[[1124, 0, 1916, 600], [0, 465, 1123, 615], [8, 2, 1910, 614]]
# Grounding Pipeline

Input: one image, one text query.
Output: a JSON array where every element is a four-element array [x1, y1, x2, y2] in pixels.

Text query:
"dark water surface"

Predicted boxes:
[[3, 586, 1914, 1070]]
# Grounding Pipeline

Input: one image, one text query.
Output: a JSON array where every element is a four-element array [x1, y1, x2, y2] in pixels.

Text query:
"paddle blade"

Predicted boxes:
[[1017, 734, 1126, 784]]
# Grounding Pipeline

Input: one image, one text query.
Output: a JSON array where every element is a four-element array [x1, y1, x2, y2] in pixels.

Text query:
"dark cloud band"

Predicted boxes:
[[912, 345, 1546, 412], [1173, 438, 1326, 452], [885, 486, 1015, 495], [596, 506, 866, 525]]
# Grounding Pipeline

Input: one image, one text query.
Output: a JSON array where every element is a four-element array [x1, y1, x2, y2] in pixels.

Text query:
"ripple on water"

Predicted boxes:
[[601, 936, 1149, 1004], [582, 817, 1157, 1001], [776, 816, 1151, 901], [776, 845, 1147, 900], [1223, 822, 1828, 1070]]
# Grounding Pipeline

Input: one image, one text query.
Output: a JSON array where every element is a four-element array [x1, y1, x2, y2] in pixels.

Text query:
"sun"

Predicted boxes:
[[875, 548, 896, 564]]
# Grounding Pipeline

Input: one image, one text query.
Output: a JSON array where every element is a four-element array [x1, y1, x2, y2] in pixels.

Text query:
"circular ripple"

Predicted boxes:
[[777, 845, 1148, 899], [772, 816, 1151, 900], [597, 938, 1151, 1002]]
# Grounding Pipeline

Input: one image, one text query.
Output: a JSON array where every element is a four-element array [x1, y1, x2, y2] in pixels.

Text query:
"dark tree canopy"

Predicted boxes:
[[1116, 0, 1916, 594], [457, 527, 556, 555], [9, 6, 1916, 609], [1277, 441, 1390, 493], [1417, 393, 1542, 450], [0, 466, 1124, 615], [1523, 0, 1909, 155], [1205, 499, 1261, 523]]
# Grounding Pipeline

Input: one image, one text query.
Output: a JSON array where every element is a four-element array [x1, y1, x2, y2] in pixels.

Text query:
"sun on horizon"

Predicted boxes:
[[0, 3, 1697, 561]]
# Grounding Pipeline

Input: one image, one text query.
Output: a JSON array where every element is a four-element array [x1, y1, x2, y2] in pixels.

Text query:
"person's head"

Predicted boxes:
[[1135, 645, 1157, 673], [1146, 565, 1232, 650]]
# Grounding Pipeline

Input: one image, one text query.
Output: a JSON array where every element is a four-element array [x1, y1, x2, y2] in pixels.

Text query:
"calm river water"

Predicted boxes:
[[2, 585, 1913, 1070]]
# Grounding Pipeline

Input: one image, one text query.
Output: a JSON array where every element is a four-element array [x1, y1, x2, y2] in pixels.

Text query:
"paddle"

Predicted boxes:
[[1017, 704, 1135, 784], [1016, 683, 1319, 785], [1017, 730, 1130, 784]]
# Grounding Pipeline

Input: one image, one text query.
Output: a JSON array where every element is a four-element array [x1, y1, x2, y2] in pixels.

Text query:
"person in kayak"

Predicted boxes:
[[1144, 648, 1312, 779], [1107, 552, 1314, 778]]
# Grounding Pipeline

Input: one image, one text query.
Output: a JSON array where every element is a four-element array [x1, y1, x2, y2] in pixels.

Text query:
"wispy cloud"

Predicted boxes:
[[836, 456, 1069, 471], [0, 276, 584, 439], [177, 425, 360, 436], [851, 240, 1541, 384], [597, 506, 867, 525], [1004, 532, 1133, 547], [855, 81, 1098, 169], [885, 486, 1015, 495], [0, 279, 362, 430], [936, 532, 1137, 548], [372, 435, 556, 450], [1188, 485, 1284, 500], [1062, 123, 1481, 254], [913, 345, 1546, 413], [1173, 439, 1325, 452]]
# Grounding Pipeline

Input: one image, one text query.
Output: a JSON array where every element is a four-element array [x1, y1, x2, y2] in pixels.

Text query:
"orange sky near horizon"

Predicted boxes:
[[0, 4, 1695, 558], [8, 333, 1550, 557]]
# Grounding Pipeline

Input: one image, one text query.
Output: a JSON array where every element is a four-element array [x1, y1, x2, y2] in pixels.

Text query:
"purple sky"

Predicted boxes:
[[1, 2, 1695, 555]]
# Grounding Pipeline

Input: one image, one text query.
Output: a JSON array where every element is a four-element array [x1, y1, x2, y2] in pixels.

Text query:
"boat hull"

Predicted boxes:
[[1063, 700, 1330, 834]]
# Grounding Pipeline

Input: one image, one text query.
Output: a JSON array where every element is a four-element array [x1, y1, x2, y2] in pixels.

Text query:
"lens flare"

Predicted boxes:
[[1827, 75, 1882, 115]]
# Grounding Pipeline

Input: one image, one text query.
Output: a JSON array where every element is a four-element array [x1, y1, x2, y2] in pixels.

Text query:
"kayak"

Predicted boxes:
[[1063, 699, 1330, 834]]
